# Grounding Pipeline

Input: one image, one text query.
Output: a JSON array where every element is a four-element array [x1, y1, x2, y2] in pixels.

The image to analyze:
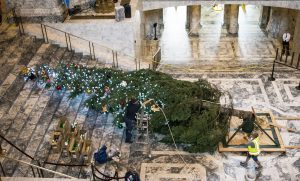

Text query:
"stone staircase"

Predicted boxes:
[[1, 177, 88, 181], [0, 27, 133, 179]]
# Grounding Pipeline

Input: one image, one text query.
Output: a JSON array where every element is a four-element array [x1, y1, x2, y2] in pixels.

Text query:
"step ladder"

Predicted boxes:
[[134, 112, 151, 156]]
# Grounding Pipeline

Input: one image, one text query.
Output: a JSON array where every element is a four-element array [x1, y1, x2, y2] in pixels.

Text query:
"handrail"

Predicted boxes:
[[0, 133, 45, 177], [91, 163, 125, 180], [152, 46, 161, 59], [0, 133, 35, 161], [38, 23, 157, 70], [41, 23, 134, 58], [0, 154, 76, 179], [2, 7, 25, 35], [152, 47, 161, 70], [269, 47, 300, 81], [43, 161, 88, 167], [0, 133, 89, 178]]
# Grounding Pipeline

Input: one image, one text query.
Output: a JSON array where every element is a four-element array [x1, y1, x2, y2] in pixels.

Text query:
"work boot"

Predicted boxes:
[[240, 162, 247, 167]]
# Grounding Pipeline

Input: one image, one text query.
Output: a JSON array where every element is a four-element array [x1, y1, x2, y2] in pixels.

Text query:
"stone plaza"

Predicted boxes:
[[1, 0, 300, 181]]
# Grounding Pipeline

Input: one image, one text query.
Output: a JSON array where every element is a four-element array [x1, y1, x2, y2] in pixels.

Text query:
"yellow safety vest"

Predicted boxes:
[[248, 137, 260, 156]]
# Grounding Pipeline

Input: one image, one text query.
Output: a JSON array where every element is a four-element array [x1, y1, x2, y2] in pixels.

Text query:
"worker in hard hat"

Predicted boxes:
[[240, 132, 263, 170]]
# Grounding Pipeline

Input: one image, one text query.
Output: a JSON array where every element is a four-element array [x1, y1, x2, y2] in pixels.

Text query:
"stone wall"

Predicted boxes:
[[69, 0, 96, 8], [51, 20, 136, 56], [5, 0, 66, 22], [24, 18, 137, 57]]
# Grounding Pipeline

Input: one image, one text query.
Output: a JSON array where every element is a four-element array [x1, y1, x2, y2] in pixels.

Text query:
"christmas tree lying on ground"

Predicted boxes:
[[22, 63, 230, 152]]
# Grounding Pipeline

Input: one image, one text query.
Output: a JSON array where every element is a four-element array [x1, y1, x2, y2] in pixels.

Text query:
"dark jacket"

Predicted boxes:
[[125, 101, 140, 120]]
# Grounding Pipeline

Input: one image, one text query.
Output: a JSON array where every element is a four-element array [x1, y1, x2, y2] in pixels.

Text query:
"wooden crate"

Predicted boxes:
[[61, 133, 72, 155], [70, 124, 80, 137], [50, 131, 63, 153], [68, 137, 83, 160], [81, 139, 92, 163], [219, 111, 286, 152], [56, 117, 70, 134]]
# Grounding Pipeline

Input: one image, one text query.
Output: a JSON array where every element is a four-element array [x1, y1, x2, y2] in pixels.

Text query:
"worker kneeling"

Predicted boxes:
[[240, 132, 263, 170]]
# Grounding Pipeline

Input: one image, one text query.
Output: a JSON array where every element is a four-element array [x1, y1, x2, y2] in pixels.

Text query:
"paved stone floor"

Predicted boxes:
[[158, 5, 282, 72], [0, 5, 300, 181]]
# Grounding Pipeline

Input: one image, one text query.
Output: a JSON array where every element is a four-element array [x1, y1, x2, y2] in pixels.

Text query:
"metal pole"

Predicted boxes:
[[275, 48, 279, 61], [135, 58, 137, 71], [269, 59, 276, 81], [291, 52, 295, 66], [19, 17, 25, 35], [92, 43, 95, 60], [18, 19, 22, 35], [254, 121, 278, 145], [41, 24, 45, 43], [139, 58, 141, 70], [68, 34, 72, 51], [31, 166, 36, 177], [44, 26, 49, 43], [280, 49, 283, 61], [0, 154, 76, 179], [91, 165, 96, 181], [226, 125, 243, 145], [112, 50, 115, 68], [37, 161, 44, 178], [0, 162, 6, 177], [115, 52, 118, 68], [65, 33, 69, 51], [296, 53, 300, 69], [36, 167, 41, 177], [89, 42, 92, 59]]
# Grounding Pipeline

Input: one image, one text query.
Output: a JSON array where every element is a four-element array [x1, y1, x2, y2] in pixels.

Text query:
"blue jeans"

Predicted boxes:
[[247, 152, 258, 162]]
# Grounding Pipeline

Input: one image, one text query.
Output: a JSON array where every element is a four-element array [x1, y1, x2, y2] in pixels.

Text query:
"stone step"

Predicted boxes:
[[0, 40, 46, 121], [0, 44, 61, 176], [0, 36, 30, 82], [1, 177, 88, 181], [20, 48, 74, 176], [6, 47, 67, 178]]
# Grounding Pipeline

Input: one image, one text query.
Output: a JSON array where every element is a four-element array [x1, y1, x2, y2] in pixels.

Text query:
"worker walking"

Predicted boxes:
[[240, 132, 263, 170]]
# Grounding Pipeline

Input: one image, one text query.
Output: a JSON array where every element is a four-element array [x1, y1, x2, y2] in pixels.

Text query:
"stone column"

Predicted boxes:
[[186, 6, 191, 29], [223, 4, 231, 29], [143, 9, 164, 39], [266, 7, 295, 38], [293, 11, 300, 60], [228, 4, 239, 35], [259, 6, 271, 29], [189, 5, 201, 36]]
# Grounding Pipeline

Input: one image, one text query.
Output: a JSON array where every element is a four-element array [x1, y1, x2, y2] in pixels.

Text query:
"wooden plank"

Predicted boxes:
[[218, 143, 286, 152], [269, 123, 296, 132], [275, 117, 300, 120], [220, 110, 286, 152], [285, 146, 300, 149], [269, 111, 286, 149], [227, 130, 276, 145]]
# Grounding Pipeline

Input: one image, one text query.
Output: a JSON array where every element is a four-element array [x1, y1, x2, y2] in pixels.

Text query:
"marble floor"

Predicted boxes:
[[0, 6, 300, 181], [157, 5, 282, 72]]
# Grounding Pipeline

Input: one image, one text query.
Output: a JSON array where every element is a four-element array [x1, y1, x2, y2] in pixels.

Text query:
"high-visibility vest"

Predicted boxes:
[[248, 137, 260, 156]]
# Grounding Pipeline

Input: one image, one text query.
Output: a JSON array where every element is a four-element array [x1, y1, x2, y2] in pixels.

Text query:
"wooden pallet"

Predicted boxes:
[[219, 111, 286, 152]]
